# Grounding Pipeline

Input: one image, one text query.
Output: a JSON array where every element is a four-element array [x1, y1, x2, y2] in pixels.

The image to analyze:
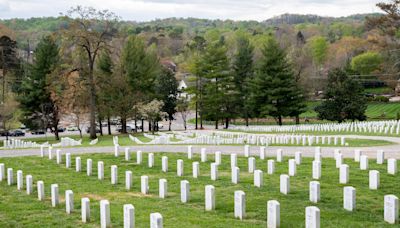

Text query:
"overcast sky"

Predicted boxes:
[[0, 0, 384, 21]]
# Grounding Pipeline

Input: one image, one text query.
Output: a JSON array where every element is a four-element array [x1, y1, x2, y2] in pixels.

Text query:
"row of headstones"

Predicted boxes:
[[0, 164, 164, 228], [3, 139, 42, 149], [229, 120, 400, 134]]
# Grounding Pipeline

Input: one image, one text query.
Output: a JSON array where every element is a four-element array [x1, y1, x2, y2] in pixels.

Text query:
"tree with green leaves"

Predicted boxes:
[[97, 51, 114, 135], [155, 67, 178, 131], [19, 35, 61, 139], [197, 38, 233, 129], [62, 6, 119, 139], [315, 68, 367, 122], [351, 51, 383, 75], [250, 37, 306, 125], [232, 35, 254, 126], [122, 35, 160, 132], [0, 35, 19, 102]]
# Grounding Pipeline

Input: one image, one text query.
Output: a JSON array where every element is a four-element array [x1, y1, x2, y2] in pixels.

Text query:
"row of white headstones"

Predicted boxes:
[[1, 144, 399, 227]]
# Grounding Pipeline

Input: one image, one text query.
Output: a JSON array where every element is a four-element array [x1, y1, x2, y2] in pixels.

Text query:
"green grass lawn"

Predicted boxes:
[[0, 152, 398, 227]]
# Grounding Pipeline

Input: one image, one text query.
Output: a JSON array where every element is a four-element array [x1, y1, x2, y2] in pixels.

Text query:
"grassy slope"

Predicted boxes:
[[0, 152, 399, 227]]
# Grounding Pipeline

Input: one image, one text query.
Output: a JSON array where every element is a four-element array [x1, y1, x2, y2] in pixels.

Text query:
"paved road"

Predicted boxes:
[[1, 135, 400, 159]]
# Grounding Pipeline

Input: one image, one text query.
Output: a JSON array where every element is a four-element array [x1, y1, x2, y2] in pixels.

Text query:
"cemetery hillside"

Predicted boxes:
[[1, 0, 400, 227]]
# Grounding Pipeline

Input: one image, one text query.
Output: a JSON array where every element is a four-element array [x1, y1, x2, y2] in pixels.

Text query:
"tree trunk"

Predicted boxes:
[[225, 118, 229, 129], [107, 116, 111, 135], [215, 120, 218, 129], [134, 118, 138, 133], [245, 117, 249, 127], [278, 116, 282, 126], [121, 117, 127, 134], [78, 129, 82, 138], [183, 119, 187, 130], [141, 119, 144, 132], [151, 120, 155, 135], [148, 121, 151, 133], [98, 116, 103, 136], [88, 63, 97, 139], [200, 111, 203, 129], [195, 101, 198, 130], [295, 115, 300, 125], [54, 127, 59, 141], [169, 119, 172, 131]]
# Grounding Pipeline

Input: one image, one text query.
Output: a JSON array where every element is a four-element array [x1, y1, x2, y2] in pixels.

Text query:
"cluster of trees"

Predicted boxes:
[[187, 33, 306, 128]]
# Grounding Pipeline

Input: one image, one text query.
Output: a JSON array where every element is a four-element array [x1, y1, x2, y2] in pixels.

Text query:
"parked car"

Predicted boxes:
[[0, 130, 10, 136], [116, 125, 136, 133], [58, 127, 66, 133], [66, 126, 79, 131], [86, 127, 101, 133], [31, 129, 46, 135], [9, 130, 25, 137]]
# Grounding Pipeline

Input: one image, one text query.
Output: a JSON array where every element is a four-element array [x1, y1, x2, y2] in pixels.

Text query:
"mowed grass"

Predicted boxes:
[[0, 151, 399, 227]]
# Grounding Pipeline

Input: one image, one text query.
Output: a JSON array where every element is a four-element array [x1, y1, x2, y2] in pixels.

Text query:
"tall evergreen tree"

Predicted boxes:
[[232, 35, 254, 126], [155, 67, 178, 131], [315, 68, 367, 122], [251, 37, 306, 125], [198, 38, 233, 129], [97, 51, 114, 135], [19, 36, 61, 139]]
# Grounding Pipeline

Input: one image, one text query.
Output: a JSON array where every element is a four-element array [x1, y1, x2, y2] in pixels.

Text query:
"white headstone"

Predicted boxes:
[[254, 170, 263, 187], [114, 144, 119, 157], [65, 190, 74, 214], [234, 190, 246, 220], [369, 170, 379, 190], [267, 200, 280, 228], [81, 197, 90, 223], [276, 149, 283, 162], [76, 157, 81, 172], [388, 158, 397, 175], [340, 164, 349, 184], [56, 149, 62, 164], [244, 145, 250, 157], [98, 161, 104, 180], [40, 145, 45, 157], [192, 162, 199, 178], [211, 163, 218, 181], [137, 150, 142, 164], [232, 167, 240, 184], [150, 212, 163, 228], [37, 180, 44, 201], [205, 185, 215, 211], [177, 159, 184, 176], [87, 159, 92, 176], [377, 150, 385, 164], [17, 170, 23, 190], [309, 181, 320, 203], [312, 161, 321, 180], [201, 148, 207, 162], [260, 147, 266, 160], [360, 155, 368, 170], [66, 153, 71, 168], [280, 174, 290, 195], [159, 179, 167, 199], [305, 206, 320, 228], [354, 149, 361, 162], [343, 186, 356, 211], [26, 175, 33, 195], [48, 146, 53, 160], [7, 168, 13, 185], [384, 195, 399, 224], [148, 153, 154, 168], [289, 159, 296, 176], [0, 163, 5, 181], [162, 156, 168, 172], [180, 180, 190, 203], [51, 184, 59, 207], [268, 160, 275, 175], [215, 151, 222, 165], [141, 176, 149, 194], [336, 153, 343, 169], [295, 152, 302, 165], [230, 154, 237, 169], [125, 171, 132, 190], [111, 165, 118, 185], [187, 145, 193, 159], [100, 200, 111, 228], [125, 148, 131, 161], [248, 157, 256, 173], [124, 204, 135, 228]]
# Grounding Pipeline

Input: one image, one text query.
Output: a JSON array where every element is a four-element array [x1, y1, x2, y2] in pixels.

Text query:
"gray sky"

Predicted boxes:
[[0, 0, 384, 21]]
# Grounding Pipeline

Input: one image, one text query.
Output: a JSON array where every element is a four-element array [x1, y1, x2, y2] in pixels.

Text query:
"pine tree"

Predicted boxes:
[[315, 68, 367, 122], [250, 37, 306, 125], [155, 67, 178, 131], [198, 38, 233, 129], [18, 35, 61, 139], [232, 35, 254, 126]]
